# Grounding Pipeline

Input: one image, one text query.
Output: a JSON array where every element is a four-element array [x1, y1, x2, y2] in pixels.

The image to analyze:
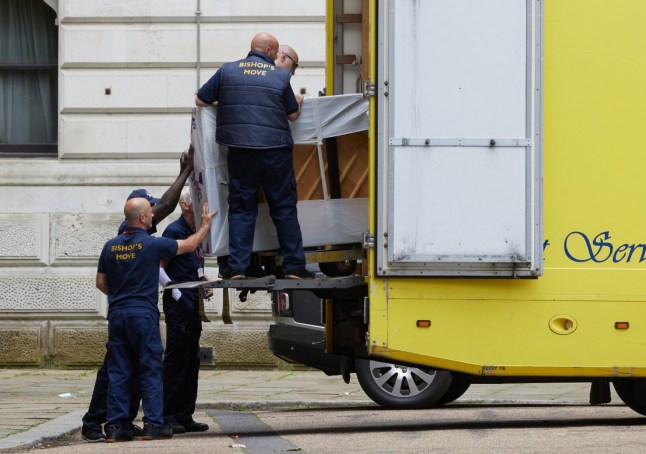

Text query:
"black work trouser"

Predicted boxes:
[[81, 350, 141, 431], [162, 293, 202, 424]]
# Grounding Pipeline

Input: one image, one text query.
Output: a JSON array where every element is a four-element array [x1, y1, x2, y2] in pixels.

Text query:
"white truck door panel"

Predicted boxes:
[[377, 0, 543, 277]]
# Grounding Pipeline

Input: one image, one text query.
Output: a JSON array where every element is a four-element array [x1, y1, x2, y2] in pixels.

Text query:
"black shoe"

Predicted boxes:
[[217, 266, 230, 279], [180, 420, 209, 432], [221, 268, 246, 280], [284, 268, 315, 279], [245, 264, 265, 278], [130, 423, 144, 438], [104, 424, 134, 443], [170, 421, 186, 434], [81, 427, 105, 443], [142, 422, 173, 440]]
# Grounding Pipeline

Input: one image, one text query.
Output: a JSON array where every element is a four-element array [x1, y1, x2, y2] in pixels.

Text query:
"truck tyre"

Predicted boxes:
[[613, 378, 646, 416], [319, 260, 357, 277], [355, 358, 452, 409], [433, 373, 471, 406]]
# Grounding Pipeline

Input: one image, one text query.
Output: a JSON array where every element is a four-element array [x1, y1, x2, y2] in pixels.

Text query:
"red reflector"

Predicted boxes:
[[615, 322, 629, 330], [277, 293, 290, 313], [416, 320, 431, 328]]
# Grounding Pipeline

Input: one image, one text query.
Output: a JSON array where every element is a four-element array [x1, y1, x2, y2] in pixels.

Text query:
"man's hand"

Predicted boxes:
[[288, 95, 304, 122], [180, 143, 195, 174], [200, 202, 217, 229], [202, 275, 214, 299], [176, 202, 217, 256]]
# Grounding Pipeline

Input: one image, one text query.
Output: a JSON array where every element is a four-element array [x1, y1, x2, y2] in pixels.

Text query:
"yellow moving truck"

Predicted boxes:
[[177, 0, 646, 413], [266, 0, 646, 414]]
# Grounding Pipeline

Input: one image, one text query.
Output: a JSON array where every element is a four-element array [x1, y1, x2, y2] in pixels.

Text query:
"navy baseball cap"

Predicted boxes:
[[127, 189, 160, 205]]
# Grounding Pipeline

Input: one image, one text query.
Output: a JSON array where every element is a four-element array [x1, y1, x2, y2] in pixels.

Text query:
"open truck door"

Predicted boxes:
[[375, 0, 543, 277]]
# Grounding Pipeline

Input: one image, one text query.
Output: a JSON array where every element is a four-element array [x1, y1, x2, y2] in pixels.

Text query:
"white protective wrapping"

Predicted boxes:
[[189, 94, 369, 256]]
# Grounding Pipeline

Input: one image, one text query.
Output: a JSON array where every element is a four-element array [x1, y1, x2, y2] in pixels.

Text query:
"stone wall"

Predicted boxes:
[[0, 188, 281, 367], [0, 0, 325, 368]]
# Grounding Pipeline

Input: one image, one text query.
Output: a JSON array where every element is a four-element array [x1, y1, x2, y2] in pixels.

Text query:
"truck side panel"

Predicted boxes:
[[369, 1, 646, 376]]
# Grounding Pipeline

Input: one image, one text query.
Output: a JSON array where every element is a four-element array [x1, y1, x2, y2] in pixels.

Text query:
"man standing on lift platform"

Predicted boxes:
[[196, 32, 313, 280]]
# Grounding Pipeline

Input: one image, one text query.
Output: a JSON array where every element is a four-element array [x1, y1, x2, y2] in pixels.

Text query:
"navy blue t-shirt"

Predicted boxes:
[[98, 227, 178, 312], [162, 216, 203, 303]]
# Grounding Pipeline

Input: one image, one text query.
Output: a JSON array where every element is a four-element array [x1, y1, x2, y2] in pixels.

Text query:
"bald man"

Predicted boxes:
[[196, 32, 313, 280], [83, 144, 196, 444], [275, 44, 299, 75], [96, 198, 216, 442]]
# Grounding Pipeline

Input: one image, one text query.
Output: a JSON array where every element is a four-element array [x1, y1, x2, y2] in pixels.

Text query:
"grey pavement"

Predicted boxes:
[[0, 368, 620, 452]]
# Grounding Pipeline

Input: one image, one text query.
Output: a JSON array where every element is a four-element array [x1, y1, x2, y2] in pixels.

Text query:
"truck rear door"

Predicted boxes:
[[376, 0, 543, 277]]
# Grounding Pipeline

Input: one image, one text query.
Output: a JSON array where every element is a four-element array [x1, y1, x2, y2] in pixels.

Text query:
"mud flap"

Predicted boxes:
[[590, 378, 611, 405]]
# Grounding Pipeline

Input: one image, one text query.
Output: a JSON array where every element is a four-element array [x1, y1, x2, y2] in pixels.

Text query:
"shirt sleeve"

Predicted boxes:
[[162, 225, 179, 241], [197, 70, 222, 105], [283, 82, 299, 116], [154, 236, 179, 262], [97, 243, 109, 273]]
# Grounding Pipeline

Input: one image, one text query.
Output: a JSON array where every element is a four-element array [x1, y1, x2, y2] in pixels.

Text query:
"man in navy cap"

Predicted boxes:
[[118, 190, 161, 234], [130, 189, 160, 203], [82, 145, 195, 442]]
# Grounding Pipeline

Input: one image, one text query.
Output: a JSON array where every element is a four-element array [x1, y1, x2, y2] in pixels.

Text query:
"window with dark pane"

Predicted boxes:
[[0, 0, 58, 157]]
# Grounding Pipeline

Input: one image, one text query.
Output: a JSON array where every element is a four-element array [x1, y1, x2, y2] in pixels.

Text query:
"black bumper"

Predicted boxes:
[[268, 324, 346, 375]]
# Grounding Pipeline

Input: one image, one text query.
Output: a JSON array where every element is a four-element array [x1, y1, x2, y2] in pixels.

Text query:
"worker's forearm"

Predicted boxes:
[[176, 222, 211, 255], [96, 273, 109, 295], [153, 172, 191, 221]]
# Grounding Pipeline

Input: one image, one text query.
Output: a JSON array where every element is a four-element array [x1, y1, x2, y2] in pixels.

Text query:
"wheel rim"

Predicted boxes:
[[367, 360, 439, 397]]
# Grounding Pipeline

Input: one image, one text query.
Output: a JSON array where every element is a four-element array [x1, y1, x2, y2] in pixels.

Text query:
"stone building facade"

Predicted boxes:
[[0, 0, 325, 368]]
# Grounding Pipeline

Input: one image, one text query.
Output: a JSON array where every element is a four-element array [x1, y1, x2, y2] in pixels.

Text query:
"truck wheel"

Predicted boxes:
[[319, 260, 357, 277], [433, 374, 471, 406], [613, 378, 646, 416], [355, 358, 452, 409]]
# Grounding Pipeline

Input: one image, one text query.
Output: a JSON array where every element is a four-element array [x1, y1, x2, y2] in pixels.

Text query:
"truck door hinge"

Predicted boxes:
[[363, 296, 369, 325], [363, 232, 375, 249], [363, 81, 376, 98]]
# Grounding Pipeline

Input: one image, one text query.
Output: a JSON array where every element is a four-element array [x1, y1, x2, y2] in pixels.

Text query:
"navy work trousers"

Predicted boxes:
[[81, 351, 141, 431], [106, 308, 164, 428], [226, 146, 306, 272], [162, 294, 202, 423]]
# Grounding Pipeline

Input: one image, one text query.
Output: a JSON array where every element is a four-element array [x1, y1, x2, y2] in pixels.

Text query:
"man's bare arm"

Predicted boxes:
[[152, 144, 195, 223], [96, 272, 109, 295]]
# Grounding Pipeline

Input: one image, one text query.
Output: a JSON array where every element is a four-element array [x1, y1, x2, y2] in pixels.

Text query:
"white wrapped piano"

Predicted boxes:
[[189, 94, 369, 265]]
